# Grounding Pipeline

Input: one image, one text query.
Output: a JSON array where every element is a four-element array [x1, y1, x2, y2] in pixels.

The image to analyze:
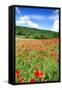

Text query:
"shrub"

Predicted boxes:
[[31, 34, 41, 39], [40, 34, 47, 39]]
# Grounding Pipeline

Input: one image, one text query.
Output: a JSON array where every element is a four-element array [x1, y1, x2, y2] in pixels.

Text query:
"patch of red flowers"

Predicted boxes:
[[30, 79, 36, 83], [18, 78, 24, 83], [15, 69, 20, 78], [34, 69, 45, 78]]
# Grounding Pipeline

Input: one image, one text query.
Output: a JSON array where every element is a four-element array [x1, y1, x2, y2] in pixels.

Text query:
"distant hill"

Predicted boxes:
[[16, 26, 59, 39]]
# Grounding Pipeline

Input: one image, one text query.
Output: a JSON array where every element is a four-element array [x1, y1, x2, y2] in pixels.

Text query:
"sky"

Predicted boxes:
[[15, 7, 59, 32]]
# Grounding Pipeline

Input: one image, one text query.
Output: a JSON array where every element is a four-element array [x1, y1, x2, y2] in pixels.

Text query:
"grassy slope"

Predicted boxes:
[[16, 26, 59, 39]]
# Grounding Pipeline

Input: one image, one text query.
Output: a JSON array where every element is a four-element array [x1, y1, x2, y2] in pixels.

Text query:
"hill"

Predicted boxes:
[[16, 26, 59, 39]]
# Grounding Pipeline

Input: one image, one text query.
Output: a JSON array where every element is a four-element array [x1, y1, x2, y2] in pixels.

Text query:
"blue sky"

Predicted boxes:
[[15, 7, 59, 32]]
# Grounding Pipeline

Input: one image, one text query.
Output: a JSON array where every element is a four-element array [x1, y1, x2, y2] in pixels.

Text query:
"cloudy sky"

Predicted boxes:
[[15, 7, 59, 32]]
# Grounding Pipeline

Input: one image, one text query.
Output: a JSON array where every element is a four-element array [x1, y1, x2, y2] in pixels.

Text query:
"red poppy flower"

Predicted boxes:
[[34, 70, 45, 78], [30, 79, 36, 83], [15, 70, 20, 78], [18, 78, 24, 83]]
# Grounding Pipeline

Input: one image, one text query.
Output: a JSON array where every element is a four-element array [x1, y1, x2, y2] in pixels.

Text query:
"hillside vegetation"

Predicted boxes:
[[16, 26, 59, 39]]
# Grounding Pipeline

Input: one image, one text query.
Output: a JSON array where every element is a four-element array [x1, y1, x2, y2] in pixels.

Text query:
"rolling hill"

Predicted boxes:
[[16, 26, 59, 39]]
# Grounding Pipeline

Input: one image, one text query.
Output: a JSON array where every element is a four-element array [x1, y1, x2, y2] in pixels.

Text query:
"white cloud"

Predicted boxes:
[[51, 19, 59, 32], [16, 20, 26, 26], [19, 15, 45, 20], [49, 10, 59, 32], [48, 14, 59, 20], [26, 20, 39, 28], [48, 9, 59, 20], [54, 10, 59, 14], [19, 15, 30, 20], [16, 15, 39, 29], [16, 7, 20, 14], [28, 15, 45, 20]]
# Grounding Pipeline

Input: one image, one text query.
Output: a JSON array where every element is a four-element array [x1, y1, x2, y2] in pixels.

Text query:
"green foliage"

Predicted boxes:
[[30, 34, 41, 39], [41, 55, 59, 81], [16, 26, 59, 39]]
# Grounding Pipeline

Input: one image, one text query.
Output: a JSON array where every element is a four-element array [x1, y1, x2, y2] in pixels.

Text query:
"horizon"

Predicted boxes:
[[16, 26, 59, 33]]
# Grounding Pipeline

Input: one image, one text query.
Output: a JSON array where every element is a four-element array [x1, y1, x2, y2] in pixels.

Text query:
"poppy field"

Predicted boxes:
[[15, 38, 59, 83]]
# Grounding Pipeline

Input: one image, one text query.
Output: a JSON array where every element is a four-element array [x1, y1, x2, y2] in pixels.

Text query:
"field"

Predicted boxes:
[[15, 37, 59, 83]]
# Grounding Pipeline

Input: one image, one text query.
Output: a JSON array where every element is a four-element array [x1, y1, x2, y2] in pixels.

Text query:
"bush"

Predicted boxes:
[[31, 34, 41, 39], [40, 34, 47, 39], [16, 31, 22, 35], [25, 34, 29, 38]]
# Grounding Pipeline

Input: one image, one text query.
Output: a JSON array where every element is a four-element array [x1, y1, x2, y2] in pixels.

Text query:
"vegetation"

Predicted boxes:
[[15, 26, 59, 83], [16, 26, 59, 39], [15, 38, 59, 83]]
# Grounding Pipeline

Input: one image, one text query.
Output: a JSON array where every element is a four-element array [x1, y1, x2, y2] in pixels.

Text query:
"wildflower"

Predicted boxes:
[[34, 70, 45, 78], [15, 70, 20, 78], [30, 79, 36, 83]]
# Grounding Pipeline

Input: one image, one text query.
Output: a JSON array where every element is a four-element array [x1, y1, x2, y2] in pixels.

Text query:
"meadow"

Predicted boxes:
[[15, 26, 59, 83]]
